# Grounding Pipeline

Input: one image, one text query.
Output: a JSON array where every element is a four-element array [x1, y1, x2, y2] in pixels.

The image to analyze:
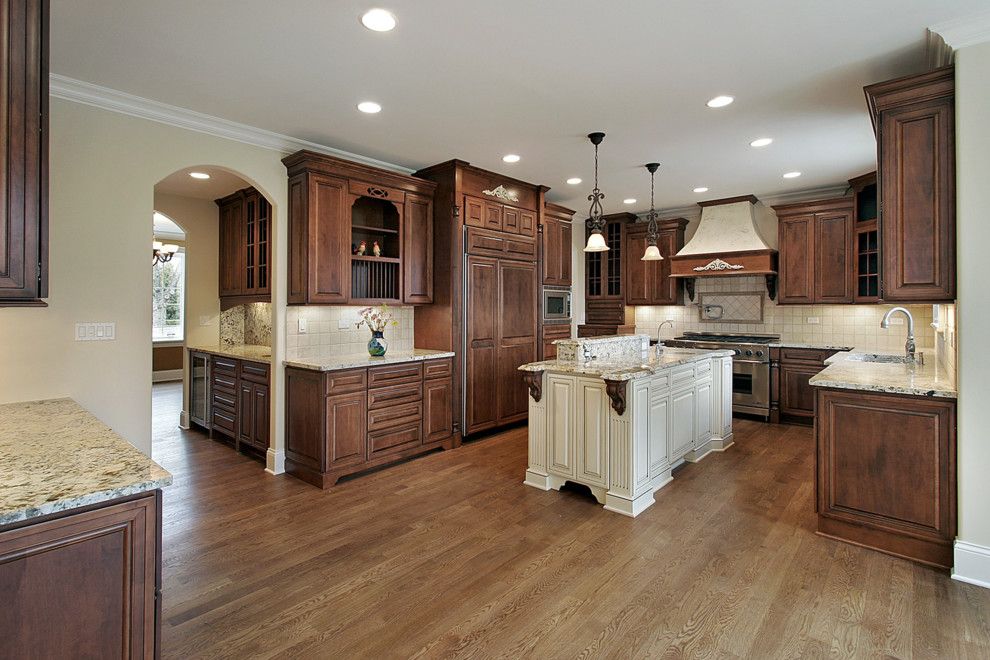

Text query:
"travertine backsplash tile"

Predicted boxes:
[[286, 305, 414, 359], [220, 303, 272, 346], [635, 275, 936, 351]]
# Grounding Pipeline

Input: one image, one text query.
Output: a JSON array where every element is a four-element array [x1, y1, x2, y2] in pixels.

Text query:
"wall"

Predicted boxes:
[[286, 305, 415, 360], [635, 275, 936, 351], [954, 40, 990, 584], [0, 99, 289, 460]]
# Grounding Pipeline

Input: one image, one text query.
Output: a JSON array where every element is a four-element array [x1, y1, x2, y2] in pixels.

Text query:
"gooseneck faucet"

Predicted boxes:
[[657, 320, 674, 343], [880, 307, 916, 362]]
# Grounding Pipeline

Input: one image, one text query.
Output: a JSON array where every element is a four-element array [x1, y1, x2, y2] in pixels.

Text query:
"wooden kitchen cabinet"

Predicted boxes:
[[542, 202, 574, 286], [217, 187, 272, 309], [849, 172, 881, 302], [773, 198, 854, 305], [0, 491, 162, 658], [285, 358, 454, 488], [541, 323, 572, 360], [625, 218, 688, 306], [865, 66, 955, 302], [283, 150, 437, 305], [816, 388, 956, 568], [189, 349, 271, 458], [0, 0, 48, 307], [769, 347, 839, 425], [580, 212, 637, 336]]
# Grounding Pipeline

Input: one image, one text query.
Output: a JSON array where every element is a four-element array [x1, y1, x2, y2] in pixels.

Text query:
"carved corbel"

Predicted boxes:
[[522, 370, 544, 402], [765, 274, 778, 301], [684, 278, 696, 301], [604, 379, 628, 416]]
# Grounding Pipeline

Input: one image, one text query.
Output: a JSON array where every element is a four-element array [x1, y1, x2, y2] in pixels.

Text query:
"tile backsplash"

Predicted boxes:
[[286, 305, 415, 359], [635, 275, 936, 351], [934, 303, 957, 376], [220, 302, 272, 346]]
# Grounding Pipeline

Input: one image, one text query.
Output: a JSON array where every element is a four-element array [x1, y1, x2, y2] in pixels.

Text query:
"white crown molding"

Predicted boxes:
[[931, 10, 990, 50], [48, 74, 415, 174]]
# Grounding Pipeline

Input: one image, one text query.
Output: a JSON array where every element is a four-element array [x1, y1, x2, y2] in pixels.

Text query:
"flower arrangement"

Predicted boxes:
[[356, 305, 398, 333]]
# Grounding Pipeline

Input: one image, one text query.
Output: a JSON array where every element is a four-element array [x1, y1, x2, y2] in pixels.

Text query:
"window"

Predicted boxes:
[[153, 249, 185, 342]]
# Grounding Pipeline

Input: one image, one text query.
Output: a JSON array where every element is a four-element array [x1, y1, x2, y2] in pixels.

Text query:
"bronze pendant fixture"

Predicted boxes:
[[641, 162, 663, 261], [583, 132, 609, 252]]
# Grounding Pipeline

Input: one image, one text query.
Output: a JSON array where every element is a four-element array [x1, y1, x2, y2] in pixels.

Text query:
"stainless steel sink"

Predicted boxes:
[[845, 353, 921, 364]]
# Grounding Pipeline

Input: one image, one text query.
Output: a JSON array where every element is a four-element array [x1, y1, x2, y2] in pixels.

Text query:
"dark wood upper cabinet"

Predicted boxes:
[[283, 151, 436, 305], [0, 0, 48, 307], [542, 202, 574, 286], [865, 66, 955, 302], [773, 198, 853, 304], [217, 187, 271, 309], [849, 172, 881, 303], [625, 218, 688, 306], [579, 212, 637, 335]]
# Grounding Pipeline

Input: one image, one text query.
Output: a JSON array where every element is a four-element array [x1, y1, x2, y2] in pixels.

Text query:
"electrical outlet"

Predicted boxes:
[[338, 319, 351, 330], [298, 317, 308, 334], [806, 317, 820, 324], [75, 322, 115, 341]]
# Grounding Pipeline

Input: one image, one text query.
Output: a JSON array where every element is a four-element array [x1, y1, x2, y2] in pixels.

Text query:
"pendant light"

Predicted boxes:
[[641, 162, 664, 261], [583, 132, 609, 252]]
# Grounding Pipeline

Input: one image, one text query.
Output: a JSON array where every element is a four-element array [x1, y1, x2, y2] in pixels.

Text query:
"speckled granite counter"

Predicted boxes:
[[769, 341, 855, 351], [187, 343, 271, 364], [0, 399, 172, 526], [809, 351, 956, 399], [519, 347, 735, 382], [285, 348, 455, 372]]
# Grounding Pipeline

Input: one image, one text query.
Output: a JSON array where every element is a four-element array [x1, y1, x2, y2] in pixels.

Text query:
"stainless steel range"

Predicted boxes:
[[662, 332, 779, 419]]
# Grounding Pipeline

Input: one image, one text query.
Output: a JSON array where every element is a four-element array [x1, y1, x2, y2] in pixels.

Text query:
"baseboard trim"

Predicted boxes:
[[178, 410, 190, 430], [152, 369, 182, 383], [265, 448, 286, 475], [952, 540, 990, 589]]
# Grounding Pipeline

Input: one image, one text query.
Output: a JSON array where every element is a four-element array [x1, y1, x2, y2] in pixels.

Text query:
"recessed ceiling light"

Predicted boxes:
[[502, 154, 520, 163], [357, 101, 382, 114], [623, 198, 637, 205], [361, 8, 396, 32], [566, 177, 582, 185], [693, 187, 709, 193], [750, 137, 773, 147], [706, 95, 734, 108], [783, 171, 802, 179], [189, 172, 210, 180]]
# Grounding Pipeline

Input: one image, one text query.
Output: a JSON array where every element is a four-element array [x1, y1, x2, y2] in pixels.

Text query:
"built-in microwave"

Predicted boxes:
[[543, 288, 572, 321]]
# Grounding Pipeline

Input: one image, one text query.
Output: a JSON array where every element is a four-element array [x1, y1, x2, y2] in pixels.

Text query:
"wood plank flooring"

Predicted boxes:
[[151, 382, 990, 659]]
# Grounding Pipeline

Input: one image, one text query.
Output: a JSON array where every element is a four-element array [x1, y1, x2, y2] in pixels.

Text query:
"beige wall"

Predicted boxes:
[[0, 99, 289, 459], [955, 41, 990, 556]]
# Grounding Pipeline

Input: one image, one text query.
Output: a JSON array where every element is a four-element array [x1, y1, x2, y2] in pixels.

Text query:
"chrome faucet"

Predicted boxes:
[[657, 320, 674, 343], [880, 307, 918, 363]]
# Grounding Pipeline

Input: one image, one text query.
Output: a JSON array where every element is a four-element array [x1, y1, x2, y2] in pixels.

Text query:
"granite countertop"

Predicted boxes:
[[809, 351, 957, 399], [0, 399, 172, 526], [285, 348, 456, 372], [519, 347, 734, 382], [187, 343, 272, 364], [768, 341, 855, 351]]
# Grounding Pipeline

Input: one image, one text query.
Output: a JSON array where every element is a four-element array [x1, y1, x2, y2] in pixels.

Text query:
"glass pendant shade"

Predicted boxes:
[[641, 244, 663, 261], [584, 230, 609, 252]]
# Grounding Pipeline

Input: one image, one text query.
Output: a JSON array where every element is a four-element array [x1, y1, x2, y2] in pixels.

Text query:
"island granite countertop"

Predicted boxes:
[[0, 398, 173, 526], [187, 343, 272, 364], [519, 347, 734, 382], [285, 348, 456, 372], [809, 350, 956, 399]]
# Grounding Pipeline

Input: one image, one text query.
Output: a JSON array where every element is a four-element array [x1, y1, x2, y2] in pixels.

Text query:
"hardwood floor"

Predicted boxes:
[[151, 382, 990, 659]]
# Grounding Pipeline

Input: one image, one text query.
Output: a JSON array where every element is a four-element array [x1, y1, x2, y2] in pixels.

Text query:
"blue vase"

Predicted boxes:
[[368, 330, 388, 357]]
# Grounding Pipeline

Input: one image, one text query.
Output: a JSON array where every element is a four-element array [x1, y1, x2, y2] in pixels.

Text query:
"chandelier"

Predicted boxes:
[[153, 240, 178, 265], [583, 132, 609, 252], [641, 162, 663, 261]]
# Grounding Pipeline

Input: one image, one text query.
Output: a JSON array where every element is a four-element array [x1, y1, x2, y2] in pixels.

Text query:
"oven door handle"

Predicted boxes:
[[733, 359, 768, 365]]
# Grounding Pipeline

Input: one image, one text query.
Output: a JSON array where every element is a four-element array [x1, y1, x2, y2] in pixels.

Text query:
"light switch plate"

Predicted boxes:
[[298, 317, 308, 334], [338, 319, 351, 330], [75, 322, 116, 341], [806, 317, 820, 324]]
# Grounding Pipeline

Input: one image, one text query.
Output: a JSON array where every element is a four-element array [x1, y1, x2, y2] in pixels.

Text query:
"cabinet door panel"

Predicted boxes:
[[696, 379, 713, 445], [519, 210, 536, 238], [308, 173, 350, 303], [577, 381, 608, 486], [559, 222, 572, 285], [547, 375, 575, 478], [466, 256, 498, 432], [484, 201, 503, 231], [780, 362, 822, 419], [503, 206, 520, 234], [625, 229, 649, 305], [815, 211, 853, 303], [253, 383, 270, 450], [327, 392, 367, 467], [778, 215, 816, 304], [669, 388, 696, 461], [424, 378, 453, 442], [649, 394, 670, 476], [496, 259, 538, 424], [402, 193, 434, 303], [239, 381, 254, 445], [542, 218, 561, 285], [219, 197, 245, 297], [652, 232, 679, 304], [464, 197, 485, 229]]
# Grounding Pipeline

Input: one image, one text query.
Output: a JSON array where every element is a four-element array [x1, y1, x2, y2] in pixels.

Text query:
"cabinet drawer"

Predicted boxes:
[[325, 368, 367, 395], [240, 360, 270, 384], [465, 227, 536, 261], [368, 423, 423, 459], [368, 382, 422, 410], [368, 363, 422, 388], [368, 401, 423, 432], [423, 358, 453, 380], [212, 387, 237, 410], [671, 366, 696, 387], [212, 356, 238, 373], [211, 369, 237, 391], [212, 406, 237, 435], [348, 180, 406, 204], [695, 360, 712, 376], [543, 324, 572, 339], [503, 236, 537, 260], [780, 348, 837, 366]]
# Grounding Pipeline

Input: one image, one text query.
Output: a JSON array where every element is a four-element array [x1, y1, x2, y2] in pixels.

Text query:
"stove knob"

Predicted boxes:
[[745, 350, 753, 357], [733, 349, 742, 356], [756, 350, 764, 358]]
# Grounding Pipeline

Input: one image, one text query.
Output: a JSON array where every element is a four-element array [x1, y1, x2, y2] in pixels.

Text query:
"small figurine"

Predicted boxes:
[[372, 241, 382, 257], [351, 243, 358, 255], [357, 240, 367, 256]]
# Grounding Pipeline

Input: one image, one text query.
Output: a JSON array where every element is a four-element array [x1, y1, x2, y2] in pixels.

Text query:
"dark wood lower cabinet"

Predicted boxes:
[[770, 347, 838, 425], [541, 323, 572, 360], [285, 358, 454, 488], [0, 491, 162, 658], [191, 350, 271, 458], [816, 388, 956, 569]]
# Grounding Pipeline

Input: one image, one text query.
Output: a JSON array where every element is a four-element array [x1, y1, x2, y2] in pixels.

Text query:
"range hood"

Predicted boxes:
[[669, 195, 778, 299]]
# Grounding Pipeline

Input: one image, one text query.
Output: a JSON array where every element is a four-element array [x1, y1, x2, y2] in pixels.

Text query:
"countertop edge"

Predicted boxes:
[[0, 475, 173, 527], [285, 350, 456, 372], [187, 344, 272, 364], [518, 349, 734, 381]]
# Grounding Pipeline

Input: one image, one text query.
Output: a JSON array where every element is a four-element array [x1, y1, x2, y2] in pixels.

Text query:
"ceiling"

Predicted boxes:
[[154, 168, 252, 200], [51, 1, 983, 215]]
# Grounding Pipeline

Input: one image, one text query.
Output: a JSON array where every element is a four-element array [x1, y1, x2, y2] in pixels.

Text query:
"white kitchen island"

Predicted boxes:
[[519, 334, 734, 517]]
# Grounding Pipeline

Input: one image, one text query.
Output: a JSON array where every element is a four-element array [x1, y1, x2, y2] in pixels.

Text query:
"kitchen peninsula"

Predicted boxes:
[[519, 335, 733, 516]]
